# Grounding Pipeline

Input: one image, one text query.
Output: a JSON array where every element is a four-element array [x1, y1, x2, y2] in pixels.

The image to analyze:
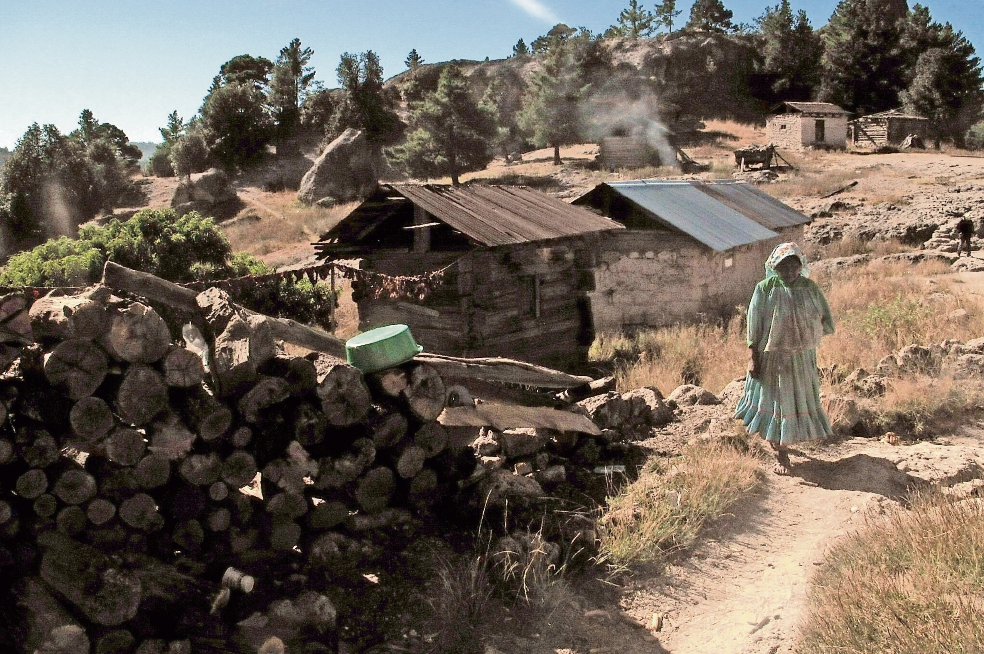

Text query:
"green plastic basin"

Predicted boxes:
[[345, 324, 423, 373]]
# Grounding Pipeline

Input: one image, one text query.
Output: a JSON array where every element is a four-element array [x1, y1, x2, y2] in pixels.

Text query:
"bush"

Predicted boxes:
[[146, 144, 175, 177], [170, 131, 210, 177], [0, 208, 337, 329], [966, 121, 984, 150]]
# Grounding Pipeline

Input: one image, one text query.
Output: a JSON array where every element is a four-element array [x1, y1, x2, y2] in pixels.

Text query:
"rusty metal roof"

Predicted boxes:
[[698, 180, 812, 231], [776, 102, 850, 116], [583, 180, 779, 252], [319, 184, 620, 250], [857, 108, 928, 121]]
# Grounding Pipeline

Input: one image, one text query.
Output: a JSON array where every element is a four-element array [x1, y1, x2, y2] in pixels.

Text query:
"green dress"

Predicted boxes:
[[735, 273, 835, 444]]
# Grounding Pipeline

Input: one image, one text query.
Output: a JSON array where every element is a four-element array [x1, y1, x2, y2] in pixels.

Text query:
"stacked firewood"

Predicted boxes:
[[0, 278, 478, 653]]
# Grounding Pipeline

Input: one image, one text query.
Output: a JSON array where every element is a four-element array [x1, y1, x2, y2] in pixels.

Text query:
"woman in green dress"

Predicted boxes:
[[735, 242, 835, 474]]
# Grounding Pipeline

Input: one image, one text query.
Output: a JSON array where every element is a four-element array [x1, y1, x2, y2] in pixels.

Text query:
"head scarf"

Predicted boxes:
[[765, 242, 809, 279]]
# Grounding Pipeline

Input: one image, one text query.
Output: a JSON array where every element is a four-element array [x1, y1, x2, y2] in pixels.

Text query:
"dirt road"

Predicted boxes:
[[616, 428, 984, 654]]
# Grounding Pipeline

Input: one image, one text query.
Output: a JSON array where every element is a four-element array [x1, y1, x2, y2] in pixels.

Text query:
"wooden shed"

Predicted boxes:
[[314, 184, 621, 368], [850, 109, 929, 147], [766, 102, 849, 150], [573, 180, 812, 333]]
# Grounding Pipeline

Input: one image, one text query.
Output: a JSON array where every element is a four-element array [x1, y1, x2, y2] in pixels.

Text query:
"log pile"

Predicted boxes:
[[0, 263, 639, 653], [0, 277, 493, 653]]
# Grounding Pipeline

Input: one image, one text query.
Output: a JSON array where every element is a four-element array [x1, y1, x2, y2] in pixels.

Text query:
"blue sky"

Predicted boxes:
[[1, 0, 981, 149]]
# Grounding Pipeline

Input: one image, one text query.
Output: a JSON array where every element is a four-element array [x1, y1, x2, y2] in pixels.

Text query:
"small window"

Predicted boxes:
[[780, 124, 787, 130], [724, 256, 734, 269], [521, 275, 541, 318]]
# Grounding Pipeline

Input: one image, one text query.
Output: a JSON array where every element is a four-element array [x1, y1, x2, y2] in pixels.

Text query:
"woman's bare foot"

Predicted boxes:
[[773, 449, 791, 475]]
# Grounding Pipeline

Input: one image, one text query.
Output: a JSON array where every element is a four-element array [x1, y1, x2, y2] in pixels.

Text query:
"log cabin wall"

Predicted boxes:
[[588, 227, 803, 333], [852, 117, 929, 146], [463, 240, 594, 368], [356, 251, 468, 355], [356, 240, 595, 368]]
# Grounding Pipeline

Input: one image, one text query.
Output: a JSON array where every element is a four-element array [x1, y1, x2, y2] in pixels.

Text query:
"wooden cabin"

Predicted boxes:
[[573, 180, 812, 333], [767, 102, 849, 150], [850, 109, 929, 147], [314, 184, 622, 368]]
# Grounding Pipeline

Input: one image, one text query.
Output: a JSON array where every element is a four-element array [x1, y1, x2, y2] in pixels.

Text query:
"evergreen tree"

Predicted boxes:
[[333, 51, 402, 146], [818, 0, 909, 114], [609, 0, 657, 38], [513, 38, 530, 57], [0, 123, 100, 246], [518, 40, 590, 165], [686, 0, 734, 32], [160, 111, 186, 145], [387, 64, 498, 186], [214, 54, 273, 92], [269, 38, 316, 139], [756, 0, 822, 99], [405, 49, 424, 71], [200, 83, 272, 168], [900, 20, 984, 146], [654, 0, 682, 33]]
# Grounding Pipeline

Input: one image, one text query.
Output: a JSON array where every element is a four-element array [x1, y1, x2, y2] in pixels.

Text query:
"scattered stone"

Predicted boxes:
[[497, 428, 548, 459], [668, 384, 720, 406]]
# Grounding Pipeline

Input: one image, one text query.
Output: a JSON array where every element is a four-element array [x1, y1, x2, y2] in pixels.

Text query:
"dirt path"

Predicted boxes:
[[617, 427, 984, 654]]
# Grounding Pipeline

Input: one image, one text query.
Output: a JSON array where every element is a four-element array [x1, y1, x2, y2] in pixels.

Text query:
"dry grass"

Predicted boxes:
[[597, 440, 762, 568], [222, 195, 357, 257], [799, 492, 984, 654], [819, 260, 984, 372], [590, 316, 747, 395], [421, 552, 495, 653], [801, 236, 910, 260], [875, 375, 984, 437]]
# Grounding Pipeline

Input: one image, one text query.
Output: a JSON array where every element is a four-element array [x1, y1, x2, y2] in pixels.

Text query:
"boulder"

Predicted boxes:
[[668, 384, 720, 406], [477, 468, 544, 507], [895, 344, 939, 376], [297, 129, 378, 205], [171, 168, 238, 214], [497, 428, 548, 459], [951, 354, 984, 379], [577, 392, 630, 429], [621, 387, 673, 427], [718, 377, 746, 408]]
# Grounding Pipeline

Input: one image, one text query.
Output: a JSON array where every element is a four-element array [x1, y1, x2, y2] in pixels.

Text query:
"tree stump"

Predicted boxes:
[[44, 339, 108, 400], [403, 363, 446, 422], [312, 354, 371, 427], [69, 396, 115, 443], [162, 346, 205, 388], [104, 302, 171, 364], [117, 364, 168, 426], [354, 467, 395, 514]]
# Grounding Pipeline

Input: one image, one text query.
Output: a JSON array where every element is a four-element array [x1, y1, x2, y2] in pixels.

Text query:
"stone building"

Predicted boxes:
[[573, 180, 812, 333], [766, 102, 849, 150]]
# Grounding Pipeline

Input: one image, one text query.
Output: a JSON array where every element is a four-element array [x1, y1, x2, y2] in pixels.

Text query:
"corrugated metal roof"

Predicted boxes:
[[599, 180, 779, 252], [779, 102, 850, 116], [698, 180, 811, 231], [390, 184, 620, 246]]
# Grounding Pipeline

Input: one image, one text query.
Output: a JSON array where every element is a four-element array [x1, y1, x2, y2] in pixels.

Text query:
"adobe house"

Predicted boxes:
[[766, 102, 849, 150], [850, 108, 929, 147], [314, 184, 622, 368], [573, 180, 812, 333]]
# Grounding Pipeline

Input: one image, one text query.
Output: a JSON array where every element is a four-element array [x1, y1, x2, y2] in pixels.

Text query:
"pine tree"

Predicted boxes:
[[654, 0, 682, 33], [269, 38, 316, 139], [405, 49, 424, 71], [333, 51, 402, 147], [818, 0, 909, 114], [386, 65, 498, 186], [518, 41, 590, 165], [757, 0, 822, 99], [610, 0, 657, 38], [900, 9, 984, 145], [686, 0, 734, 32], [513, 38, 530, 57]]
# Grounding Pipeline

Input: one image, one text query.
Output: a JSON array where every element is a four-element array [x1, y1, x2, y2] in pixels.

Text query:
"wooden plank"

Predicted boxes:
[[438, 402, 601, 435], [414, 353, 591, 388]]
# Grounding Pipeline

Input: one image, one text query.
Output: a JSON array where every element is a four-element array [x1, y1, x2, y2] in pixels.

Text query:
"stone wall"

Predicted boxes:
[[767, 114, 848, 150], [587, 228, 802, 333]]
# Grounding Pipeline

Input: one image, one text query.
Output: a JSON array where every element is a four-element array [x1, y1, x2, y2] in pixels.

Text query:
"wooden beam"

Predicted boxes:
[[439, 402, 601, 435], [414, 353, 592, 388]]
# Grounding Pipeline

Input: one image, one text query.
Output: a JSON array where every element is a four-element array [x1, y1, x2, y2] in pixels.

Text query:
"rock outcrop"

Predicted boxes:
[[171, 168, 238, 216], [297, 129, 378, 205]]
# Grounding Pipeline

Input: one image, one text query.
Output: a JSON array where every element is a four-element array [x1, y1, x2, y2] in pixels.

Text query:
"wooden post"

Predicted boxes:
[[413, 205, 430, 253]]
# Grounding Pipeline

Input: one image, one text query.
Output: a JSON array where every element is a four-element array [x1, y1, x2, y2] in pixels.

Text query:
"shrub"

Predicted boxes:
[[965, 121, 984, 150], [146, 144, 175, 177], [170, 131, 210, 178]]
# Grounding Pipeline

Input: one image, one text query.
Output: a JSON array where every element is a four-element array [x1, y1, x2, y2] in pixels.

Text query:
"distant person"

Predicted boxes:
[[735, 243, 835, 475], [957, 218, 975, 257]]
